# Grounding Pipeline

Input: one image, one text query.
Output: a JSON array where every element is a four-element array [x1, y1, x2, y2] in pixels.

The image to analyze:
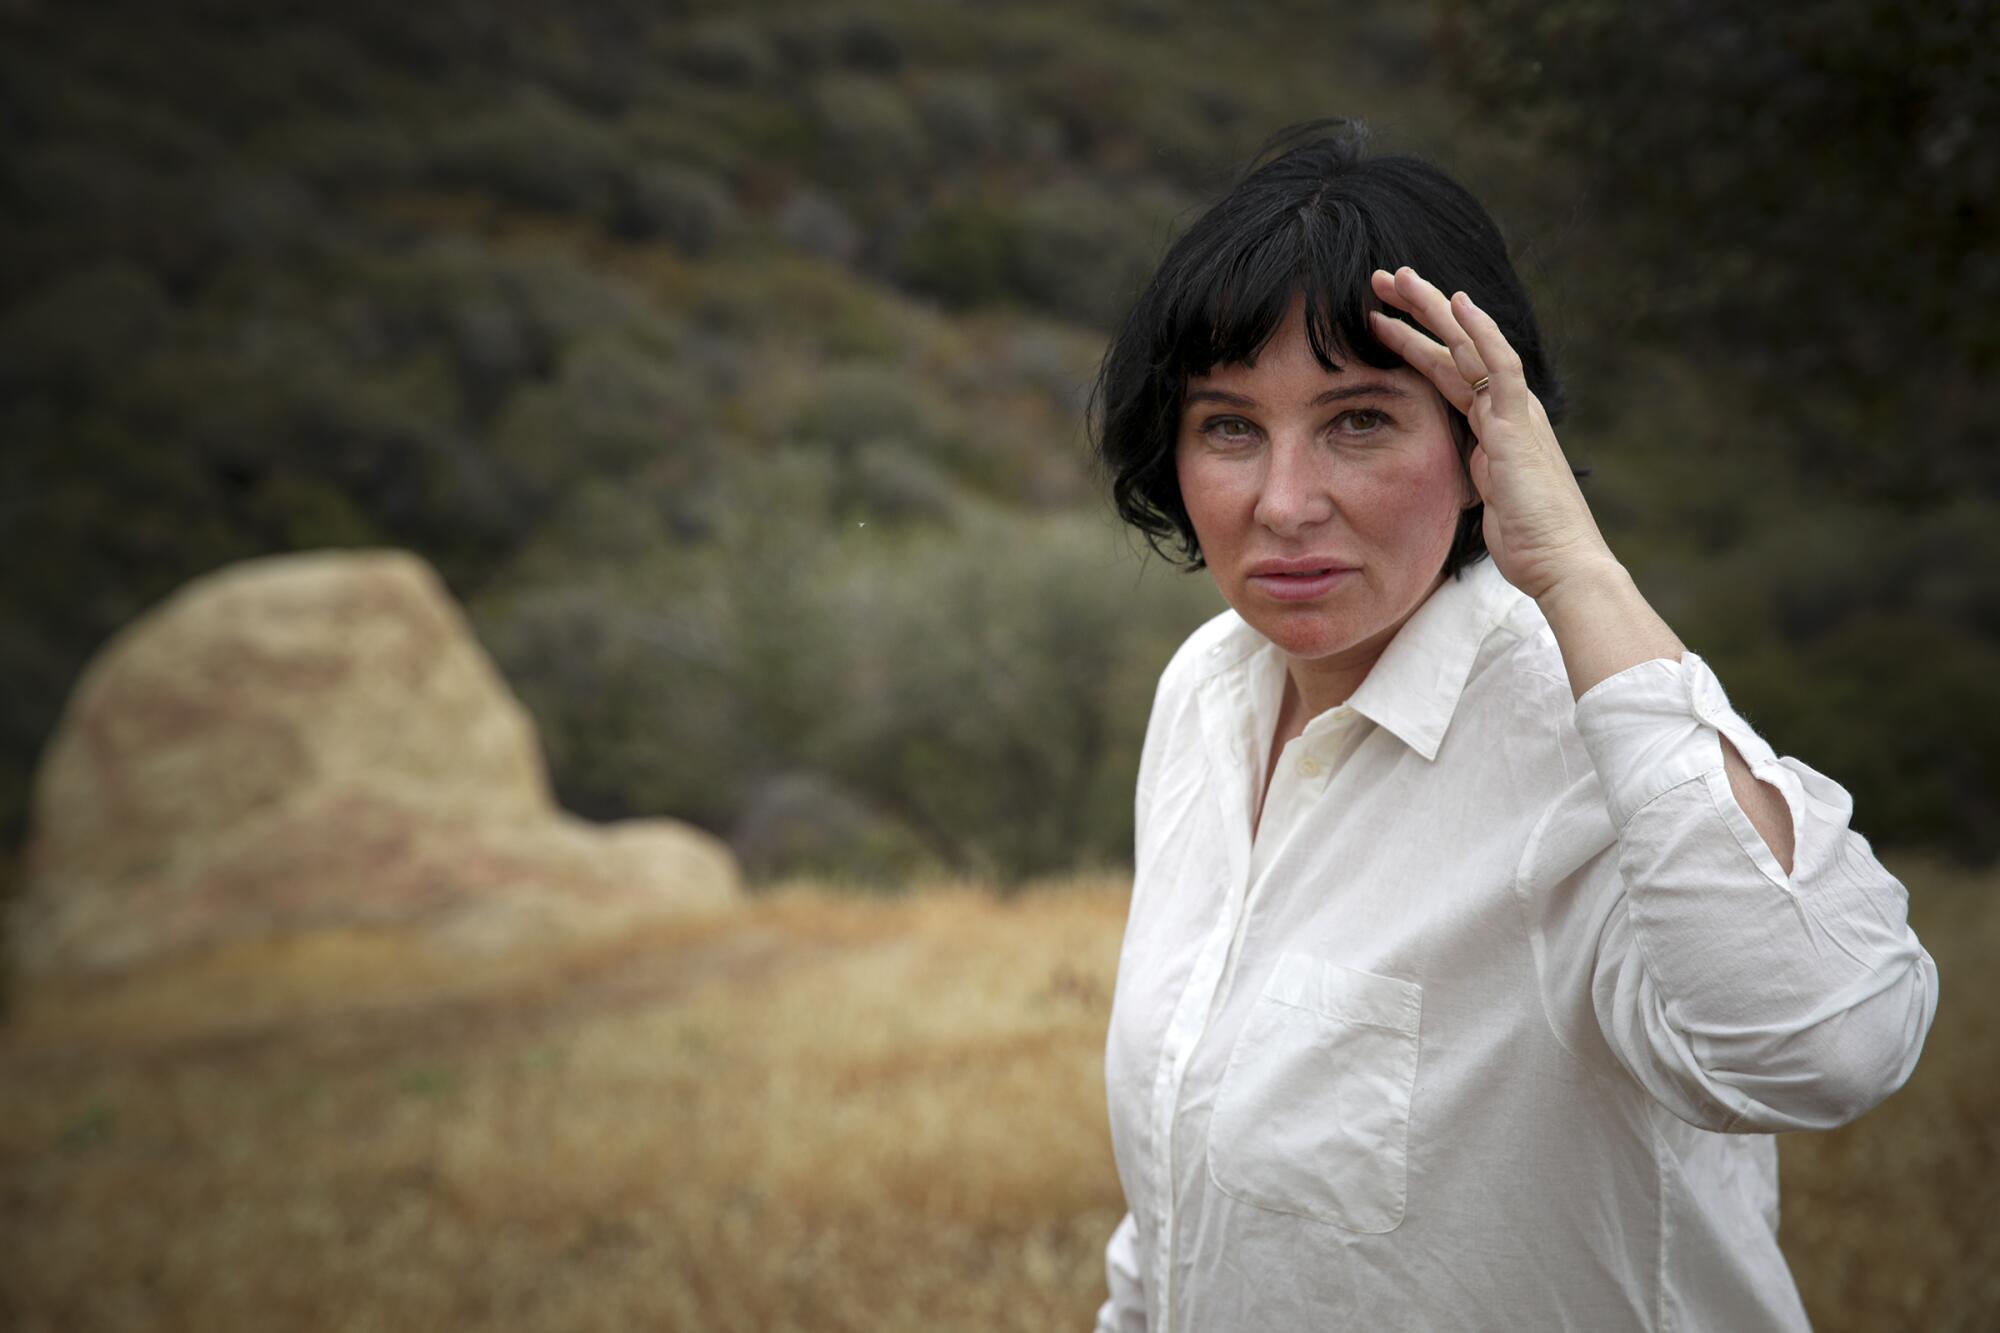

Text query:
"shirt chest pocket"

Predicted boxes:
[[1205, 952, 1423, 1234]]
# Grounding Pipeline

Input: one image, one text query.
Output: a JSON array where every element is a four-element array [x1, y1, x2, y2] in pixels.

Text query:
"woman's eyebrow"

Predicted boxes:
[[1183, 382, 1411, 410], [1183, 387, 1260, 408], [1311, 381, 1411, 405]]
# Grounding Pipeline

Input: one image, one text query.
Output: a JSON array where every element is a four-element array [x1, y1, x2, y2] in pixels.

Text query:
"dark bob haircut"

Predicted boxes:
[[1089, 120, 1566, 578]]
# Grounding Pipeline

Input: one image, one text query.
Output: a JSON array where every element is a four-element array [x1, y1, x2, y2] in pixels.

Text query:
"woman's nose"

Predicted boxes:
[[1252, 434, 1336, 536]]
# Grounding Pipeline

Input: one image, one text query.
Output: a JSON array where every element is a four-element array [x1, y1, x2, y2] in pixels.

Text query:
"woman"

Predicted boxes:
[[1089, 125, 1938, 1331]]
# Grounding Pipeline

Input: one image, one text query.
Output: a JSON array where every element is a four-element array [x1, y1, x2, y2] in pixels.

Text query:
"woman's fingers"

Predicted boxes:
[[1447, 290, 1527, 416], [1374, 267, 1490, 394], [1372, 268, 1606, 602], [1365, 310, 1475, 414]]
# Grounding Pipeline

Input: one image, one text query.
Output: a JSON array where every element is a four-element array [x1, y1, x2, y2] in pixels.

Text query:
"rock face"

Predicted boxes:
[[13, 549, 739, 975]]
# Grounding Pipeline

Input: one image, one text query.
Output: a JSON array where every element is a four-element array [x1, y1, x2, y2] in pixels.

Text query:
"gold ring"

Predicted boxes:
[[1469, 374, 1492, 393]]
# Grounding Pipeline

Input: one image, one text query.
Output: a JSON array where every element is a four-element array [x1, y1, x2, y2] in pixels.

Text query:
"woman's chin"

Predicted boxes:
[[1244, 609, 1373, 662]]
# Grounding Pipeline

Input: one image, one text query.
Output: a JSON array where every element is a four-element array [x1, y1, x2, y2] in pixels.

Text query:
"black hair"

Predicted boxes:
[[1089, 119, 1567, 577]]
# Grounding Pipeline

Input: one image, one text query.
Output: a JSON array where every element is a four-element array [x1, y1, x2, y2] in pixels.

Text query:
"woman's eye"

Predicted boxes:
[[1204, 417, 1257, 443], [1339, 409, 1389, 433]]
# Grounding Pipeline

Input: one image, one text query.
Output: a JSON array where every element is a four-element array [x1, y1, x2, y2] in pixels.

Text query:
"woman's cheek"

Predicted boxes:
[[1356, 462, 1439, 533]]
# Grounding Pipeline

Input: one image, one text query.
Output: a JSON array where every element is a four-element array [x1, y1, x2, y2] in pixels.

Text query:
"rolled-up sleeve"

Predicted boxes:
[[1093, 1210, 1148, 1332], [1574, 652, 1939, 1133]]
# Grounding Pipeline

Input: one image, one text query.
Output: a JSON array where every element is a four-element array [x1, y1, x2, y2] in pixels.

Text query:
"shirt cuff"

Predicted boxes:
[[1573, 651, 1779, 830]]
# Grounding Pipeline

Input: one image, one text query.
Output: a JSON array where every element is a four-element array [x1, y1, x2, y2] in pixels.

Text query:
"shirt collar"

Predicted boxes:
[[1194, 557, 1526, 762]]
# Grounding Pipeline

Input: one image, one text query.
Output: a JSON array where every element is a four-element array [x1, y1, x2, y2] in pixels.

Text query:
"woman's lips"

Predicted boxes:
[[1247, 568, 1355, 601]]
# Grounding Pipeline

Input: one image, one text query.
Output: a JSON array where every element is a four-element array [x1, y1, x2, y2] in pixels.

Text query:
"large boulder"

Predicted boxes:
[[12, 549, 738, 976]]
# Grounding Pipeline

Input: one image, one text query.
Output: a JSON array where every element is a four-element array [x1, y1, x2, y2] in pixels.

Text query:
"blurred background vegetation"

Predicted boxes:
[[5, 4, 1997, 1330], [3, 0, 1996, 886]]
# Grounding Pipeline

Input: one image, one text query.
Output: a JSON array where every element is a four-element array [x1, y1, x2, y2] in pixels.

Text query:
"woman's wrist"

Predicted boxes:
[[1535, 557, 1686, 700]]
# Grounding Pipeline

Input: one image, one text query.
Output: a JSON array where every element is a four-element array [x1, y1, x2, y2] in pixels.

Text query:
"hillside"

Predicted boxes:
[[6, 1, 1994, 886]]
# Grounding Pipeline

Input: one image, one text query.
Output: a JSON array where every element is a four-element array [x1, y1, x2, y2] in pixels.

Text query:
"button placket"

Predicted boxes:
[[1155, 881, 1248, 1333], [1162, 670, 1257, 1333]]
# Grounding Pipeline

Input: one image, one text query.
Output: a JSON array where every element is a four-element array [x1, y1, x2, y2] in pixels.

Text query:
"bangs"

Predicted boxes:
[[1156, 196, 1409, 383]]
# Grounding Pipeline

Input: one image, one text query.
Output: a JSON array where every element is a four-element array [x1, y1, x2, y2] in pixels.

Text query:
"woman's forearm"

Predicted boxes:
[[1535, 556, 1682, 698], [1538, 556, 1796, 874]]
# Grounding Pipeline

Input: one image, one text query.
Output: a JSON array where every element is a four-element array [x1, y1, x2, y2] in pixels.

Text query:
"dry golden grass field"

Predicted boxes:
[[2, 862, 1994, 1332]]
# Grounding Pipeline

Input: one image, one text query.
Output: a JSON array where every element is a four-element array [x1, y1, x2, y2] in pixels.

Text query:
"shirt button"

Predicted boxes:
[[1296, 756, 1322, 778]]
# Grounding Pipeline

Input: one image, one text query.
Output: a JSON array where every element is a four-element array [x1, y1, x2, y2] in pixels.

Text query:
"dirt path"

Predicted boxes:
[[0, 902, 837, 1079]]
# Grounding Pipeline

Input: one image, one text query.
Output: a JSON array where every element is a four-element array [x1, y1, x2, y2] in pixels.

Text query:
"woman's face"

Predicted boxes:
[[1175, 296, 1473, 687]]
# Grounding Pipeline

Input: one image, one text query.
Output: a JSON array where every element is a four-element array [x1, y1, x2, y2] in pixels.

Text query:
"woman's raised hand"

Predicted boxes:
[[1366, 266, 1614, 604]]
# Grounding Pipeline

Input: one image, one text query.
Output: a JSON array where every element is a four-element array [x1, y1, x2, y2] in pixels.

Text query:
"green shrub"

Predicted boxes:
[[913, 73, 1013, 162], [501, 249, 672, 350], [488, 335, 713, 500], [429, 89, 628, 215], [807, 508, 1222, 879], [687, 252, 909, 358], [246, 472, 386, 550], [1010, 179, 1184, 328], [197, 169, 320, 260], [473, 451, 844, 827], [897, 180, 1186, 326], [0, 263, 169, 399], [474, 572, 728, 823], [669, 19, 780, 86], [788, 362, 958, 454], [6, 142, 209, 285], [16, 71, 218, 166], [773, 188, 862, 265], [501, 471, 691, 580], [838, 440, 963, 525], [807, 74, 927, 184], [615, 163, 735, 252], [898, 199, 1025, 309], [729, 770, 939, 885], [248, 115, 426, 190]]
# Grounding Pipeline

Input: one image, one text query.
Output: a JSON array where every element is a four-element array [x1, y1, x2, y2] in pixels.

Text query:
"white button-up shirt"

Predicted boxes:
[[1096, 557, 1938, 1332]]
